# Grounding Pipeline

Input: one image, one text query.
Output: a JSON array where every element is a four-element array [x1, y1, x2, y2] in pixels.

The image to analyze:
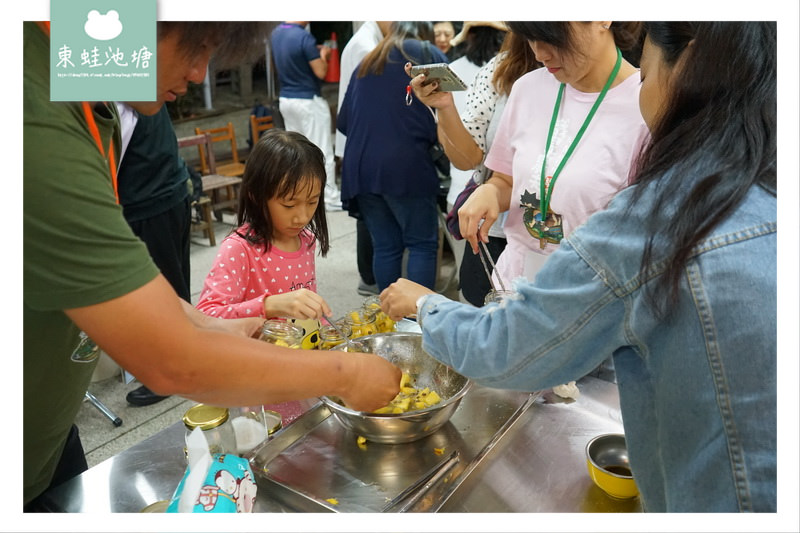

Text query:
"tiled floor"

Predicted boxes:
[[77, 208, 460, 468]]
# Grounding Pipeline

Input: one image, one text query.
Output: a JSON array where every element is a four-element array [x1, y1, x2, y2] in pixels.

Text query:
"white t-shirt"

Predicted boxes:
[[114, 102, 139, 165], [455, 53, 509, 239], [484, 68, 649, 284], [334, 22, 384, 157]]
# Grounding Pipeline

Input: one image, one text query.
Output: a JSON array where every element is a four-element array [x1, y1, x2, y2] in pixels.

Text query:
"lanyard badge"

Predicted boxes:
[[524, 47, 623, 249]]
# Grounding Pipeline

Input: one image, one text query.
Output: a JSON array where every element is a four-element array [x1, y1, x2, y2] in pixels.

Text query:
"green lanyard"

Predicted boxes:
[[538, 47, 622, 227]]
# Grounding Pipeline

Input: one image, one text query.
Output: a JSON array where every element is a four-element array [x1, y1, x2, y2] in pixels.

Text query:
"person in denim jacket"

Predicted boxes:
[[380, 22, 777, 512]]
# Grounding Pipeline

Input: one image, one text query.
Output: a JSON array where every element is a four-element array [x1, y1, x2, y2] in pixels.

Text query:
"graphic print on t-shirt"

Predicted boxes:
[[521, 189, 563, 246], [520, 116, 569, 247]]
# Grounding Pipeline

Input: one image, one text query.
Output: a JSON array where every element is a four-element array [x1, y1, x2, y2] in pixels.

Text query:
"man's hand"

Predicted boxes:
[[335, 352, 402, 412]]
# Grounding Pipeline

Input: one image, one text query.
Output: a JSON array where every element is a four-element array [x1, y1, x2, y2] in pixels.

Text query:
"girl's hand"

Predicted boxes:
[[404, 62, 455, 110], [263, 289, 332, 320], [207, 317, 267, 339], [380, 279, 435, 322]]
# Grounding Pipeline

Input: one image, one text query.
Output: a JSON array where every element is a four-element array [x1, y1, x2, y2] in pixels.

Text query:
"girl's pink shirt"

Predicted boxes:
[[196, 227, 317, 319]]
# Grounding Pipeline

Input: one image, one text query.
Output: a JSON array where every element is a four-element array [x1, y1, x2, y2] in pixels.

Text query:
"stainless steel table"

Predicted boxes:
[[44, 376, 640, 513]]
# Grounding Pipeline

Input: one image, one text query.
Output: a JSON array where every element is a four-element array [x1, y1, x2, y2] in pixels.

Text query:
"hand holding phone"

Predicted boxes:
[[408, 63, 467, 92]]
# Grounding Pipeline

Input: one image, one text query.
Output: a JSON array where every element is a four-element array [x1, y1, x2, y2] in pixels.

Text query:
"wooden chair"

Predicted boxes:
[[192, 196, 216, 246], [177, 133, 218, 245], [194, 122, 246, 177], [250, 113, 274, 148], [201, 173, 242, 222]]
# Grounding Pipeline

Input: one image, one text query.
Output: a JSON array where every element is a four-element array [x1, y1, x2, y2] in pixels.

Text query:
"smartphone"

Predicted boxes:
[[409, 63, 467, 91]]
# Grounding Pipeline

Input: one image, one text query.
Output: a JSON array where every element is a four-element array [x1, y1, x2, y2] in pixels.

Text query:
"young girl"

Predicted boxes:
[[197, 129, 332, 332], [197, 129, 335, 425]]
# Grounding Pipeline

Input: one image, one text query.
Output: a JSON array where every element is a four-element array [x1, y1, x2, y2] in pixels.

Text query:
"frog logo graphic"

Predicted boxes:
[[84, 10, 123, 41]]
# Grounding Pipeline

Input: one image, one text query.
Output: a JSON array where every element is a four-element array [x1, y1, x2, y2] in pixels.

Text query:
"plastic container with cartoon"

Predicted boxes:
[[167, 427, 257, 513]]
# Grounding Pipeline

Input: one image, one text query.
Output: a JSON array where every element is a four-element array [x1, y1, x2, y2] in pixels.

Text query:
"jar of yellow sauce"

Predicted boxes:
[[318, 323, 352, 350], [344, 309, 378, 339], [361, 295, 396, 333], [258, 319, 304, 348]]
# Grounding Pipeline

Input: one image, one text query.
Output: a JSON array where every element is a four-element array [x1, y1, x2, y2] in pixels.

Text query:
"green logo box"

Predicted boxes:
[[50, 0, 156, 101]]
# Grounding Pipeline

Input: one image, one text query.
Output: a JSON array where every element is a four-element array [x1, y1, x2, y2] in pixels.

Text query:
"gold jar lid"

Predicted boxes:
[[140, 500, 169, 513], [263, 409, 283, 435], [182, 404, 230, 430]]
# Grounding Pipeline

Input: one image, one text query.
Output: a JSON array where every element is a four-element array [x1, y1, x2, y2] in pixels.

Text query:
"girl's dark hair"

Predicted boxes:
[[505, 21, 643, 57], [236, 129, 330, 256], [462, 26, 507, 67], [492, 32, 541, 96], [358, 21, 434, 77], [632, 22, 776, 314]]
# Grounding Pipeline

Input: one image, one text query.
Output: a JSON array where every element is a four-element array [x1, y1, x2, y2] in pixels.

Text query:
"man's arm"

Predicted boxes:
[[309, 45, 330, 80], [66, 274, 401, 411]]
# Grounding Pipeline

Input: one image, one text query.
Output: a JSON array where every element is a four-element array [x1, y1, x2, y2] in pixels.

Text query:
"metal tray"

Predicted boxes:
[[248, 385, 538, 512]]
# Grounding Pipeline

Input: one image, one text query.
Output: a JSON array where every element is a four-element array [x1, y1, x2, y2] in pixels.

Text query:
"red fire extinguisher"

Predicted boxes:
[[324, 32, 340, 83]]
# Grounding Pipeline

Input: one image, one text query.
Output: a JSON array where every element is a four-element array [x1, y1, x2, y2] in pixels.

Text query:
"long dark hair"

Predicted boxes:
[[462, 26, 507, 67], [236, 129, 330, 256], [632, 22, 776, 313], [492, 32, 540, 96], [358, 21, 434, 77]]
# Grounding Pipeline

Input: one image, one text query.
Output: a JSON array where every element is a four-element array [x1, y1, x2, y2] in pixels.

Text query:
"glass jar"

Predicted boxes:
[[229, 406, 283, 454], [182, 404, 237, 458], [344, 309, 378, 339], [258, 319, 304, 348], [362, 295, 396, 333], [484, 289, 515, 305], [318, 323, 352, 350]]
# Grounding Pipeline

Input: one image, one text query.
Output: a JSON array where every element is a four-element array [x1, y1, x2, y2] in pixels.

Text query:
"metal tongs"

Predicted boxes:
[[476, 240, 506, 293], [381, 450, 460, 512]]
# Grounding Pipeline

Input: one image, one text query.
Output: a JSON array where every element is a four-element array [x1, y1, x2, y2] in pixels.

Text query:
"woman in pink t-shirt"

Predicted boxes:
[[197, 129, 332, 323], [459, 22, 649, 287]]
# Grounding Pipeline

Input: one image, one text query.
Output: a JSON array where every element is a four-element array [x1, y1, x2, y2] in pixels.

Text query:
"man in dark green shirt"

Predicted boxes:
[[23, 21, 402, 510]]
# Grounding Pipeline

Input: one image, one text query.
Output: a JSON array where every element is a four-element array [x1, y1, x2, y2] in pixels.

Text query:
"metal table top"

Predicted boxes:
[[43, 376, 639, 513]]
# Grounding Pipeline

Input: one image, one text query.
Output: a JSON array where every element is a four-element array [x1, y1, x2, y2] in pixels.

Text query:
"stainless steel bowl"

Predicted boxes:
[[321, 332, 471, 444]]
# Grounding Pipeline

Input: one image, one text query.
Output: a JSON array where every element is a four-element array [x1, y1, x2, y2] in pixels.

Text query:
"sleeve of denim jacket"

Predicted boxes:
[[417, 238, 631, 391]]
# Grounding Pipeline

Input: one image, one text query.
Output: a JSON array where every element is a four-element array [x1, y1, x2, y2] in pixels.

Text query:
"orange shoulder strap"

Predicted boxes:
[[37, 20, 119, 203]]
